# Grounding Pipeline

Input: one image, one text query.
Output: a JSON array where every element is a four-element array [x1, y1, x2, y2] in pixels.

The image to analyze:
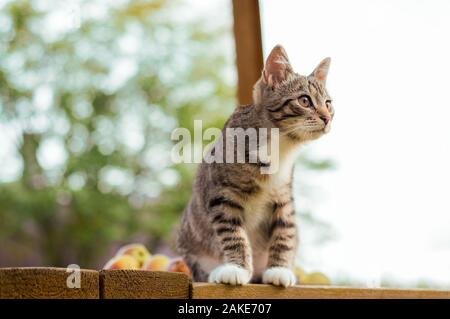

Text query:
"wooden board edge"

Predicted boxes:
[[0, 267, 99, 299], [191, 283, 450, 299]]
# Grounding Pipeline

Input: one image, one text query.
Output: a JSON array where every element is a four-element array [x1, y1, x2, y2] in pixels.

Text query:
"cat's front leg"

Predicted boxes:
[[207, 195, 253, 285], [263, 200, 298, 287]]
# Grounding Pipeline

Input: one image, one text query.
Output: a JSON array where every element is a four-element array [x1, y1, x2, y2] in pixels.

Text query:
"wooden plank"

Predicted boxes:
[[192, 283, 450, 299], [0, 267, 99, 299], [232, 0, 264, 105], [100, 270, 190, 299]]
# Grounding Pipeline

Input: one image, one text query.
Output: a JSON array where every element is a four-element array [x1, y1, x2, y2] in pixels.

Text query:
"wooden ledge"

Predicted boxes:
[[100, 270, 190, 299], [1, 267, 449, 299], [0, 267, 99, 299], [191, 283, 450, 299]]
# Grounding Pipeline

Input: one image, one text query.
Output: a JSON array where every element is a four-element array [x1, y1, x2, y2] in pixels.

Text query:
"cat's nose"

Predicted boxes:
[[320, 116, 330, 125]]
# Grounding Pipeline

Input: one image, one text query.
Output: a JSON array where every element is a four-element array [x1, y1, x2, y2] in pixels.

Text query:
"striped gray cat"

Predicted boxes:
[[177, 45, 334, 287]]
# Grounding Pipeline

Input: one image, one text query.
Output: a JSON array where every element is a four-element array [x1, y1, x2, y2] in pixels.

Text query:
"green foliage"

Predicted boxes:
[[0, 0, 236, 268]]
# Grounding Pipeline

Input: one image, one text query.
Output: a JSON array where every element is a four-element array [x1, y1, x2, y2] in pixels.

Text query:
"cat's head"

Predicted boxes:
[[253, 45, 334, 142]]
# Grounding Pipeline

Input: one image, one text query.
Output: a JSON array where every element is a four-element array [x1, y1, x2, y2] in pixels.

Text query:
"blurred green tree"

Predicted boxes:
[[0, 0, 332, 268], [0, 0, 237, 267]]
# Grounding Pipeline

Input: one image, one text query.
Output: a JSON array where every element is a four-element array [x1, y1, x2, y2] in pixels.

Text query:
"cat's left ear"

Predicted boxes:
[[262, 45, 294, 87], [311, 57, 331, 84]]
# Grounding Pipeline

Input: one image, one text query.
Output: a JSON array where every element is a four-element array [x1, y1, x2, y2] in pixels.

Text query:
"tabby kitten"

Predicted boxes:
[[177, 45, 333, 287]]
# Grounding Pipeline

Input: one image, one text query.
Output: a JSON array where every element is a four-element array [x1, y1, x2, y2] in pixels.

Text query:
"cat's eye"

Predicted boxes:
[[326, 99, 333, 110], [298, 95, 313, 108]]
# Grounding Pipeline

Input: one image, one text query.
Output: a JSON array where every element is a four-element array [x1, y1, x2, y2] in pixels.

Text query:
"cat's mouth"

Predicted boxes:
[[283, 122, 330, 137], [303, 126, 328, 133], [311, 123, 331, 134]]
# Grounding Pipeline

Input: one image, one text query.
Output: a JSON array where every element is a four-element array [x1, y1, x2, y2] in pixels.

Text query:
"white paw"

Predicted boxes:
[[262, 267, 297, 287], [208, 264, 251, 285]]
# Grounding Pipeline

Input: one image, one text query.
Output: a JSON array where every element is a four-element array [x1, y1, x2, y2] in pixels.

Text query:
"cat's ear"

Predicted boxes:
[[262, 45, 293, 87], [311, 57, 331, 83]]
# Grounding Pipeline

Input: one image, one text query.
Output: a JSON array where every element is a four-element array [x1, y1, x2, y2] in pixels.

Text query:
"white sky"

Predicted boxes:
[[261, 0, 450, 287]]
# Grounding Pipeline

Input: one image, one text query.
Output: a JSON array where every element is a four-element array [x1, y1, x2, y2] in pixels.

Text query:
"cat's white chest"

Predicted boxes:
[[242, 141, 298, 277], [243, 158, 294, 228], [244, 140, 297, 218]]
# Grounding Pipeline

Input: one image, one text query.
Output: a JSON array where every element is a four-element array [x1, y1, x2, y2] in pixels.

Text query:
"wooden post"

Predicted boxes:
[[0, 267, 99, 299], [100, 270, 190, 299], [232, 0, 264, 105]]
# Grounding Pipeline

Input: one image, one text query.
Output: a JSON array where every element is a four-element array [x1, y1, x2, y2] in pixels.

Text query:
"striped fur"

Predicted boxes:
[[177, 45, 333, 285]]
